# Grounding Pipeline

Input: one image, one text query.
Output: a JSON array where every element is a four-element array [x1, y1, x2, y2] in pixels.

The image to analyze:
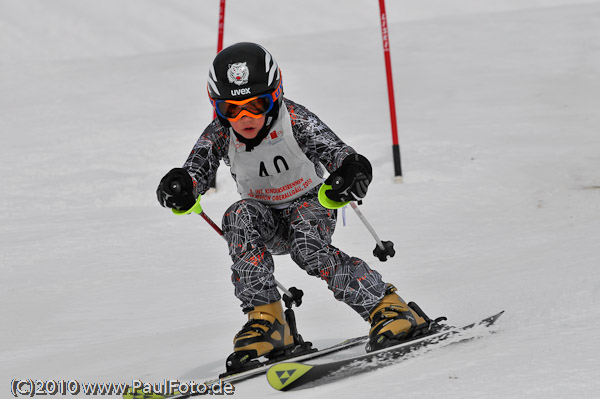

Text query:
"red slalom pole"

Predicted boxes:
[[210, 0, 227, 189], [378, 0, 403, 183], [217, 0, 226, 53], [213, 0, 226, 123]]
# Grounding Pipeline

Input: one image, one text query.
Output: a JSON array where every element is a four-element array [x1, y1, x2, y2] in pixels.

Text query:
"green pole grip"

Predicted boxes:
[[318, 184, 350, 209], [171, 195, 203, 215]]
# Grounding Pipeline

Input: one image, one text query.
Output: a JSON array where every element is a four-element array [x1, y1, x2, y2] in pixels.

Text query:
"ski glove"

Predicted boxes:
[[324, 153, 373, 203], [156, 168, 196, 211]]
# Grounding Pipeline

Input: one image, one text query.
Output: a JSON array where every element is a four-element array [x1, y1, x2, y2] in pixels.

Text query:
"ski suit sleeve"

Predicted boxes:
[[183, 119, 229, 196], [286, 99, 356, 175]]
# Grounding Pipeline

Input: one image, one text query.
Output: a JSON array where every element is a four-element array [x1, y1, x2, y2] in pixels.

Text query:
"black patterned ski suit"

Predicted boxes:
[[183, 98, 387, 319]]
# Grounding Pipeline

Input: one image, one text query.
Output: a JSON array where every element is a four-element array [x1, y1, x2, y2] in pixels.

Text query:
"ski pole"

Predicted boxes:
[[349, 202, 395, 262], [198, 210, 297, 297], [318, 183, 395, 261], [197, 210, 297, 300], [197, 206, 301, 304], [170, 190, 301, 305], [349, 201, 383, 249]]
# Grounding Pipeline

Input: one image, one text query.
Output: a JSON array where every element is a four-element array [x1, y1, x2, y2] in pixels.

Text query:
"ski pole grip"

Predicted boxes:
[[171, 181, 182, 193], [172, 195, 203, 215], [318, 184, 350, 209]]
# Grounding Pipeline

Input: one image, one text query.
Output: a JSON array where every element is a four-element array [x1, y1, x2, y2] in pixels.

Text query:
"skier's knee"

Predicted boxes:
[[290, 244, 320, 272], [222, 199, 274, 239], [223, 199, 255, 228]]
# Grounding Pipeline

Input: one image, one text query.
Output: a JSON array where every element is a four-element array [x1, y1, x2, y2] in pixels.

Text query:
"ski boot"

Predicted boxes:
[[225, 301, 295, 373], [366, 285, 440, 352]]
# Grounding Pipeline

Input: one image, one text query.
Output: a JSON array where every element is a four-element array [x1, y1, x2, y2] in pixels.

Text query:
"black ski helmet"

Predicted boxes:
[[208, 42, 283, 129]]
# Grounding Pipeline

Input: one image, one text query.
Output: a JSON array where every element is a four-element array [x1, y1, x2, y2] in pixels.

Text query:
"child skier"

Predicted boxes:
[[156, 42, 432, 365]]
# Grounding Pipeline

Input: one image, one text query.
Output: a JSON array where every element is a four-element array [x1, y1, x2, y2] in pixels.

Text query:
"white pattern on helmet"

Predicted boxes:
[[258, 44, 279, 86], [263, 49, 271, 73], [208, 63, 220, 96]]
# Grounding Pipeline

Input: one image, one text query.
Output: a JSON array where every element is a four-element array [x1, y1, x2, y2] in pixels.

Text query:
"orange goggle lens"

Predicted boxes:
[[216, 96, 273, 121]]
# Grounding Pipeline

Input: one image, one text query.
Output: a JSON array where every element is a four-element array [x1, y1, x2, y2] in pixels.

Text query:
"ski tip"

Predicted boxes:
[[267, 362, 313, 391], [492, 310, 505, 320], [480, 310, 505, 327]]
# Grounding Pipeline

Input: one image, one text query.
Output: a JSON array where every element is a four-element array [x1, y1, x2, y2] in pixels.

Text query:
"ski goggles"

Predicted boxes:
[[211, 81, 283, 122]]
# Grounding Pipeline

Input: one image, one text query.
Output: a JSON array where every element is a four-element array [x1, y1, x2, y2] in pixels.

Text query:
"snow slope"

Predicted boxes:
[[2, 1, 599, 398]]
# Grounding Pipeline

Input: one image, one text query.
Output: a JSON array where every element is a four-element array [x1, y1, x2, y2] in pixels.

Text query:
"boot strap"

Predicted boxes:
[[370, 305, 408, 326], [237, 319, 272, 336]]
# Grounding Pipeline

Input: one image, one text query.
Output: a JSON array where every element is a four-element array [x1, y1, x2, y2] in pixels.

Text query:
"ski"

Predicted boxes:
[[266, 311, 504, 391], [123, 335, 368, 399]]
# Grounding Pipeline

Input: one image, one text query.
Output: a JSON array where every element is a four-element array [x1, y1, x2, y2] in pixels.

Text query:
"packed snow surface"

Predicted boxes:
[[2, 1, 599, 397]]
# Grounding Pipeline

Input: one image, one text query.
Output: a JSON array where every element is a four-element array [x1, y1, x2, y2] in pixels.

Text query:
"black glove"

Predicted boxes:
[[156, 168, 196, 211], [324, 154, 373, 203]]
